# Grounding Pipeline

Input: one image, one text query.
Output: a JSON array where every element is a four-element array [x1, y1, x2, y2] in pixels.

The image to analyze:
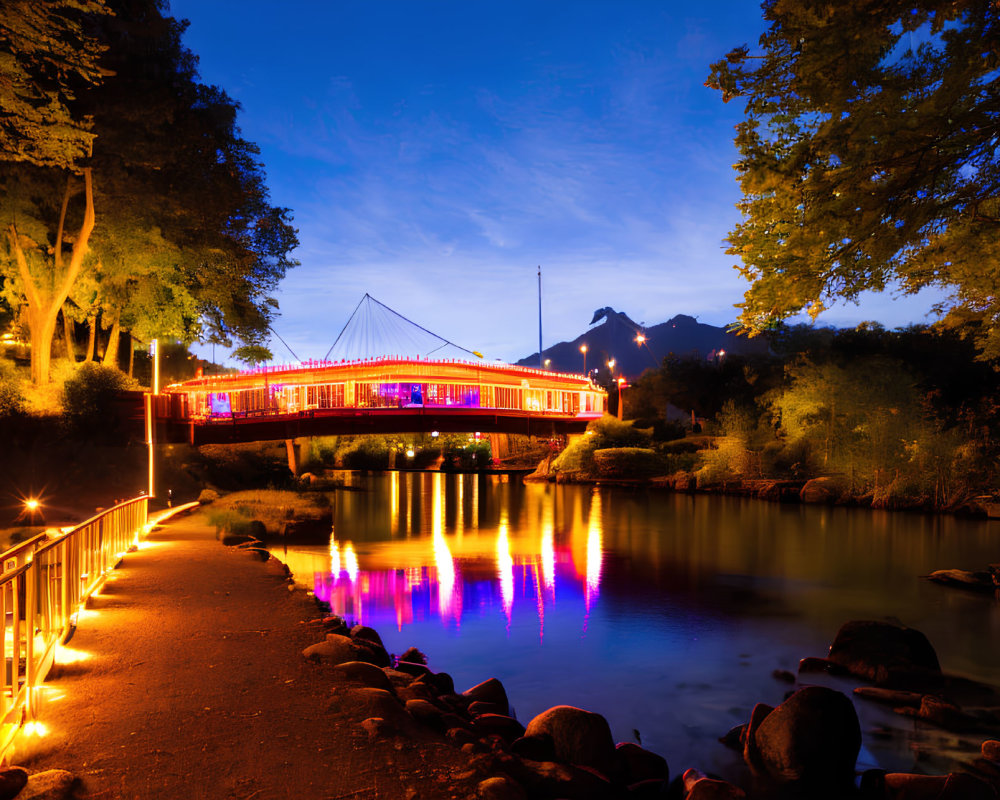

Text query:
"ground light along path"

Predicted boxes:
[[14, 511, 493, 799]]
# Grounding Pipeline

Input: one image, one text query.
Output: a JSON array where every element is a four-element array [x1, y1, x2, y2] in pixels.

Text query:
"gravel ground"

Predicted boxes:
[[15, 511, 491, 799]]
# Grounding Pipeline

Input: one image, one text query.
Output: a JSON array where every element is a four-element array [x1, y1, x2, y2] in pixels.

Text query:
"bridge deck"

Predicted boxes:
[[16, 512, 490, 798], [167, 406, 592, 445]]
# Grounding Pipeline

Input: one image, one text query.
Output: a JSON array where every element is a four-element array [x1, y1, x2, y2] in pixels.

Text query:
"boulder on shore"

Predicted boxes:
[[524, 705, 617, 779], [827, 620, 940, 686], [462, 678, 510, 716], [747, 686, 861, 792], [799, 476, 847, 504]]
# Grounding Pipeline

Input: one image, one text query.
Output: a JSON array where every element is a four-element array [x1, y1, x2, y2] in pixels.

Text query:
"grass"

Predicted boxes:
[[209, 489, 331, 536]]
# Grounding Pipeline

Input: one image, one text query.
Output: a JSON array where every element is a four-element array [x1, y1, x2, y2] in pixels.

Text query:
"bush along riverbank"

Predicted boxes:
[[216, 534, 1000, 799], [527, 416, 997, 517]]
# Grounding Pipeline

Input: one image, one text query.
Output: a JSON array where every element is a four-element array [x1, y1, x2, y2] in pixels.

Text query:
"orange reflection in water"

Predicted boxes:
[[585, 490, 603, 612], [282, 480, 606, 640], [497, 511, 514, 626], [432, 475, 460, 622]]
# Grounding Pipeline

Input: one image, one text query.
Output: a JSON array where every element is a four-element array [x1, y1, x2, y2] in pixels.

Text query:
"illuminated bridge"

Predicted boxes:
[[153, 356, 607, 445]]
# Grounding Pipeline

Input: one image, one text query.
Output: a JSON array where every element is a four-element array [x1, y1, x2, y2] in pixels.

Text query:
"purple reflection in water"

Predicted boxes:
[[314, 535, 600, 643]]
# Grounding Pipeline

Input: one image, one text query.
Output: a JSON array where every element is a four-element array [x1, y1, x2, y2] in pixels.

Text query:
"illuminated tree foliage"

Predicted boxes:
[[0, 0, 110, 169], [707, 1, 1000, 356], [0, 0, 297, 384]]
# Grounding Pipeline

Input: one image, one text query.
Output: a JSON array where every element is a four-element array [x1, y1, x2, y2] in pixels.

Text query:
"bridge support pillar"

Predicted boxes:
[[285, 438, 299, 477], [487, 433, 509, 462]]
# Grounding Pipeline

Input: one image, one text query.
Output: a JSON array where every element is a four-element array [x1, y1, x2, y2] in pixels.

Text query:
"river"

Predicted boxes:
[[269, 471, 1000, 779]]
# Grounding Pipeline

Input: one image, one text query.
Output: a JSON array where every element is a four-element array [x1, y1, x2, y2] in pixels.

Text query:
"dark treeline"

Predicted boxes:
[[614, 323, 1000, 510]]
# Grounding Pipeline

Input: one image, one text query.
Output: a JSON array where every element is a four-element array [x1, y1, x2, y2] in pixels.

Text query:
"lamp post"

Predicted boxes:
[[617, 377, 626, 421], [145, 338, 160, 499], [580, 344, 588, 375]]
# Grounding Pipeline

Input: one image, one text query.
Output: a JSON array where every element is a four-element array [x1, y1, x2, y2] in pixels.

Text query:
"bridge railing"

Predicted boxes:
[[0, 496, 149, 761]]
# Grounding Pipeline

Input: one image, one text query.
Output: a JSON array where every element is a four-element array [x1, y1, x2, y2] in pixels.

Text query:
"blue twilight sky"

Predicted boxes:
[[167, 1, 944, 364]]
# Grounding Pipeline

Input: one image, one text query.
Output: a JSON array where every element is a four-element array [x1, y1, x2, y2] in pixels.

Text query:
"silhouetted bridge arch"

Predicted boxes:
[[153, 357, 606, 446]]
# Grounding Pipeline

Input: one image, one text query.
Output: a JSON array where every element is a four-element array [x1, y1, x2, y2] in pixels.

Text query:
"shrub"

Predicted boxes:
[[339, 435, 391, 470], [552, 415, 653, 477], [207, 508, 253, 536], [760, 438, 815, 478], [194, 443, 294, 490], [62, 362, 139, 440], [592, 447, 665, 478], [660, 451, 699, 474], [197, 488, 220, 504], [0, 364, 25, 418]]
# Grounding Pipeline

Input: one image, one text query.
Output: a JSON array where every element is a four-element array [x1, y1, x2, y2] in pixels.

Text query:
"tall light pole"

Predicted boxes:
[[580, 344, 587, 376], [537, 266, 543, 368], [145, 338, 160, 498]]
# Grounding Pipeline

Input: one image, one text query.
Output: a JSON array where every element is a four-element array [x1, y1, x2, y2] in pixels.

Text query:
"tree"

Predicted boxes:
[[772, 357, 923, 490], [707, 2, 1000, 356], [78, 7, 297, 368], [1, 0, 298, 383], [2, 164, 95, 384], [0, 0, 110, 385]]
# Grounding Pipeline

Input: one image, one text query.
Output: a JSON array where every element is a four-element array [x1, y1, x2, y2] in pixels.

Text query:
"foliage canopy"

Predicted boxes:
[[0, 0, 298, 383], [0, 0, 110, 169], [708, 1, 1000, 356]]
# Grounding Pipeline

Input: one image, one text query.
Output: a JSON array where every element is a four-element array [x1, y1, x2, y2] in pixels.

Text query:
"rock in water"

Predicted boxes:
[[827, 620, 940, 685], [751, 686, 861, 792], [524, 705, 617, 778]]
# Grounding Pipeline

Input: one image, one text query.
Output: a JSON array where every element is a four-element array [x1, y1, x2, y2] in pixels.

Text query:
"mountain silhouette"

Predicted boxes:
[[516, 308, 769, 378]]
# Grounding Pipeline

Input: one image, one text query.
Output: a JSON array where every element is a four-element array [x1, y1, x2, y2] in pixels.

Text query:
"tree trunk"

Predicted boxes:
[[127, 334, 135, 378], [7, 169, 95, 384], [85, 316, 97, 361], [103, 317, 121, 369], [61, 307, 75, 362]]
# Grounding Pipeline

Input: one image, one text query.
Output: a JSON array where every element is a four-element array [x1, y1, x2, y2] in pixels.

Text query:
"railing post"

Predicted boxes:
[[24, 566, 35, 719]]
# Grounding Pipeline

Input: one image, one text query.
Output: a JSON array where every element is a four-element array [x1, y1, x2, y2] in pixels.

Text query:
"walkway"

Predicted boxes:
[[15, 512, 488, 799]]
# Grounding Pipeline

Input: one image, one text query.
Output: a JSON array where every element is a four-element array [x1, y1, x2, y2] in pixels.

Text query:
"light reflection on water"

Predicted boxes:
[[271, 472, 1000, 779]]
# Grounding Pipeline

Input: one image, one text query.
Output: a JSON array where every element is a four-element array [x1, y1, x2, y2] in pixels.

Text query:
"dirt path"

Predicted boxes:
[[16, 511, 490, 800]]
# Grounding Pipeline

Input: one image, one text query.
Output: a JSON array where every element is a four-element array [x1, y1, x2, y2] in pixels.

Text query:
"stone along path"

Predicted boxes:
[[15, 511, 489, 800]]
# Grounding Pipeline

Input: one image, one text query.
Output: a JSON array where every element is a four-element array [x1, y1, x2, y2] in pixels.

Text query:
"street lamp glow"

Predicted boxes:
[[580, 344, 588, 375], [607, 358, 615, 372], [544, 359, 551, 369], [635, 334, 646, 345], [24, 498, 40, 512]]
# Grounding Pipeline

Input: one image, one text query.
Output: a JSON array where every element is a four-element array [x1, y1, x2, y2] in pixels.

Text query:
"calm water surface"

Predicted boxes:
[[271, 472, 1000, 778]]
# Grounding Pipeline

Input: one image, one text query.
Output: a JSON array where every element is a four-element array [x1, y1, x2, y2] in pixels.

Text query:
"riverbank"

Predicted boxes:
[[12, 504, 1000, 799], [527, 457, 997, 518]]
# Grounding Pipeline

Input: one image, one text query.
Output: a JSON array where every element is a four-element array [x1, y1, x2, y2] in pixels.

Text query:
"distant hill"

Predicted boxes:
[[515, 308, 770, 378]]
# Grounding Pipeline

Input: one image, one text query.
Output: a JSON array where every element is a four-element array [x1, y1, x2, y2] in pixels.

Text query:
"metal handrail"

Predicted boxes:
[[0, 496, 149, 762]]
